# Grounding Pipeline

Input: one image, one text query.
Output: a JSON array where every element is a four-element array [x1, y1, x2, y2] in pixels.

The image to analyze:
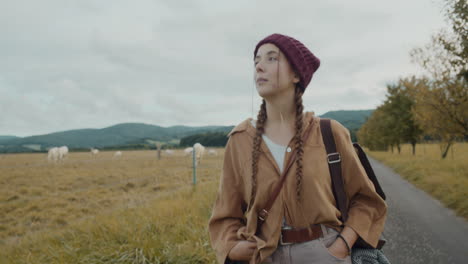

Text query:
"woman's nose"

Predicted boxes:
[[255, 60, 264, 72]]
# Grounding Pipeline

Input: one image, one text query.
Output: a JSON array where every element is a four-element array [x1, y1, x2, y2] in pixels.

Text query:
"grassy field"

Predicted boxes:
[[0, 150, 221, 263], [1, 143, 466, 263], [367, 142, 468, 220]]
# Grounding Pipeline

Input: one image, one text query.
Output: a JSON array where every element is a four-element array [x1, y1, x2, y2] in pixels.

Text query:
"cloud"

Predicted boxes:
[[0, 0, 446, 136]]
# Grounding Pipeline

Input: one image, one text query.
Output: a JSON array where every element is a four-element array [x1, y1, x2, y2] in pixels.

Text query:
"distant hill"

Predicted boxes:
[[0, 110, 373, 153], [0, 123, 233, 153], [0, 135, 19, 142], [319, 109, 373, 141], [179, 109, 374, 146], [319, 109, 373, 131]]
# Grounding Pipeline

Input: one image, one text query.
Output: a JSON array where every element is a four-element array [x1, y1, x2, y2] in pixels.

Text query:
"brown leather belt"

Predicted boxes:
[[280, 224, 323, 245]]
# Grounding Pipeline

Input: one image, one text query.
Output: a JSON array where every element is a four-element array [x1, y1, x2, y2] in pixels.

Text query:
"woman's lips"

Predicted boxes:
[[256, 78, 268, 84]]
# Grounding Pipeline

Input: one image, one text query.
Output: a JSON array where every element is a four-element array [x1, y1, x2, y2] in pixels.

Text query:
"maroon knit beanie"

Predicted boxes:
[[254, 33, 320, 93]]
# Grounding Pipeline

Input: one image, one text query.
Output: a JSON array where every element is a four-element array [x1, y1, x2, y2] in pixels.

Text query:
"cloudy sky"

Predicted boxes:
[[0, 0, 447, 137]]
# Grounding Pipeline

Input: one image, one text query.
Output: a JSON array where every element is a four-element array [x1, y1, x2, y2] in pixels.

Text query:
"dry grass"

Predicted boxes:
[[0, 149, 222, 263], [367, 142, 468, 220], [2, 142, 465, 262]]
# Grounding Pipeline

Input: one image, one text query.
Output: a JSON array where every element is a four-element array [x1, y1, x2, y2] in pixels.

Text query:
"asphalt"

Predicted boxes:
[[370, 157, 468, 264]]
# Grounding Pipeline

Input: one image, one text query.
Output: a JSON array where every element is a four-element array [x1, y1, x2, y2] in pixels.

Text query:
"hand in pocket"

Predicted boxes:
[[228, 240, 257, 261], [327, 237, 349, 259]]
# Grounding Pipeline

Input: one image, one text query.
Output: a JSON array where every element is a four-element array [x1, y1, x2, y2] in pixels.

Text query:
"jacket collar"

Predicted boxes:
[[228, 111, 316, 138], [228, 111, 317, 176]]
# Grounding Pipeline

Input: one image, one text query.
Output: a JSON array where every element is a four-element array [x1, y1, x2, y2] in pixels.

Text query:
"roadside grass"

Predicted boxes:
[[367, 142, 468, 220]]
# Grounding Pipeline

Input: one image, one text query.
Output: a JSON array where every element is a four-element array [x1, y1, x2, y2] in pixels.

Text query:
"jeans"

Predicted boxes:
[[262, 224, 352, 264]]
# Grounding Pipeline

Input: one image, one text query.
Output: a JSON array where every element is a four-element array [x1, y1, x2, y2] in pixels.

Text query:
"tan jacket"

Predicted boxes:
[[208, 112, 387, 264]]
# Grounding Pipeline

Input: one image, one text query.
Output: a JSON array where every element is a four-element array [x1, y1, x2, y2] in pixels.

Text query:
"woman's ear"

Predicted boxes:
[[293, 73, 300, 84]]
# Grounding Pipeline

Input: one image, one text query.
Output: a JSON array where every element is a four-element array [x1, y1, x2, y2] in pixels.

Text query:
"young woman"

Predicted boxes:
[[208, 33, 387, 264]]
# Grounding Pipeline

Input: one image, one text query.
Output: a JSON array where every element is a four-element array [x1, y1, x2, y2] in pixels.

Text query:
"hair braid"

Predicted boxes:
[[294, 86, 304, 202], [249, 99, 267, 208], [250, 87, 304, 206]]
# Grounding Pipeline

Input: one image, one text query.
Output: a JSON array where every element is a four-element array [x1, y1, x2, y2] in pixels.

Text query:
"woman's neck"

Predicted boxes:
[[264, 89, 296, 126]]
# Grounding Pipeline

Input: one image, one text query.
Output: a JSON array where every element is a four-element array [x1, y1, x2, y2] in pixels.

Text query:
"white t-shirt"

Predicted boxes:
[[250, 119, 287, 173]]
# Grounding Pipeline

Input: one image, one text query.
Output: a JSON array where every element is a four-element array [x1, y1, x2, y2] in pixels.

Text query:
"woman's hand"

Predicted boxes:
[[327, 226, 358, 259], [327, 237, 349, 259], [228, 240, 257, 261]]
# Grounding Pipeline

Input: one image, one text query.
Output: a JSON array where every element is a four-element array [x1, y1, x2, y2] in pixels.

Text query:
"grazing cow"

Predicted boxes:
[[113, 151, 122, 158], [208, 149, 217, 156], [165, 149, 174, 155], [58, 146, 69, 160], [91, 148, 99, 155], [184, 147, 193, 156], [47, 146, 68, 162], [47, 147, 60, 162]]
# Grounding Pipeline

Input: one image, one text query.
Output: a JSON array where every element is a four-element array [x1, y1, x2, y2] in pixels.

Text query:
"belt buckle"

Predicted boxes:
[[279, 227, 293, 246]]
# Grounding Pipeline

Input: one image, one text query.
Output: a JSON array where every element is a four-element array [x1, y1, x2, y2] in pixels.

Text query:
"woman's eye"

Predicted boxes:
[[254, 57, 276, 66]]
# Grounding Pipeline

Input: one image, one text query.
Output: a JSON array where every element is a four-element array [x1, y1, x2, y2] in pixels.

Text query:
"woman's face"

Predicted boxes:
[[254, 43, 299, 98]]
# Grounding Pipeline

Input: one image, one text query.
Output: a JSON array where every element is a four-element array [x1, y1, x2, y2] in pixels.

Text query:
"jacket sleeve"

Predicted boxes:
[[208, 135, 248, 264], [331, 120, 387, 248]]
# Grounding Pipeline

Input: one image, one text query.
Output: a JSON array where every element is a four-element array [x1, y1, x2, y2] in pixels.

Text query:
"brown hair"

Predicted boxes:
[[249, 85, 304, 208]]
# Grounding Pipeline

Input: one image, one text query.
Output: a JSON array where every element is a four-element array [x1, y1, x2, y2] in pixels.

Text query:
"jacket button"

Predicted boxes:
[[286, 147, 292, 153]]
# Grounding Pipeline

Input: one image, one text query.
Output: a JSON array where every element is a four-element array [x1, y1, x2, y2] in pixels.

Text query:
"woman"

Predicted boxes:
[[208, 33, 387, 264]]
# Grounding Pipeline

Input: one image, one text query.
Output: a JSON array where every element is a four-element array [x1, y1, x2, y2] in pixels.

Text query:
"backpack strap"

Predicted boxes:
[[320, 119, 349, 222], [320, 119, 388, 249], [352, 143, 386, 200]]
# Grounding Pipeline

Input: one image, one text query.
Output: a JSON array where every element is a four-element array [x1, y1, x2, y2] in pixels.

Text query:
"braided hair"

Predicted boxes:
[[249, 85, 305, 208]]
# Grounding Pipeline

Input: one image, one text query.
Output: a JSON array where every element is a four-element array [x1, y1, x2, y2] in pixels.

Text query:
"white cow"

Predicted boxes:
[[113, 151, 122, 158], [208, 149, 217, 156], [184, 147, 193, 156], [47, 147, 60, 162], [58, 146, 69, 160], [91, 148, 99, 155], [165, 149, 174, 155], [48, 146, 68, 162], [193, 143, 205, 165]]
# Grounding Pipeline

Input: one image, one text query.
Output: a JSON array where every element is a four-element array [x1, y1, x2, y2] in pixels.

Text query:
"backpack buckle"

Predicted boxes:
[[327, 152, 341, 164]]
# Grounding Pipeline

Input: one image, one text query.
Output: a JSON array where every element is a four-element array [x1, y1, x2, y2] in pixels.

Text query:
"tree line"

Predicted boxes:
[[358, 0, 467, 158], [179, 131, 229, 147]]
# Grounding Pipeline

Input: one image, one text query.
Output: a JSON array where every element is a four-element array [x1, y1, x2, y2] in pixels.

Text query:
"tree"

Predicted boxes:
[[381, 81, 424, 155], [179, 132, 229, 147], [358, 81, 423, 154], [404, 76, 468, 158], [410, 0, 467, 81], [357, 107, 393, 151], [408, 0, 467, 158]]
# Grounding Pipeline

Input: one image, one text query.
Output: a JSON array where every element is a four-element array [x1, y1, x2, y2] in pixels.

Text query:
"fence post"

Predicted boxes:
[[192, 145, 197, 185], [157, 142, 161, 160]]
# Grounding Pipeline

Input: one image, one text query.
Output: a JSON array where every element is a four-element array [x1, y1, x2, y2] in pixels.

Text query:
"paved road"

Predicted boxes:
[[370, 157, 468, 264]]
